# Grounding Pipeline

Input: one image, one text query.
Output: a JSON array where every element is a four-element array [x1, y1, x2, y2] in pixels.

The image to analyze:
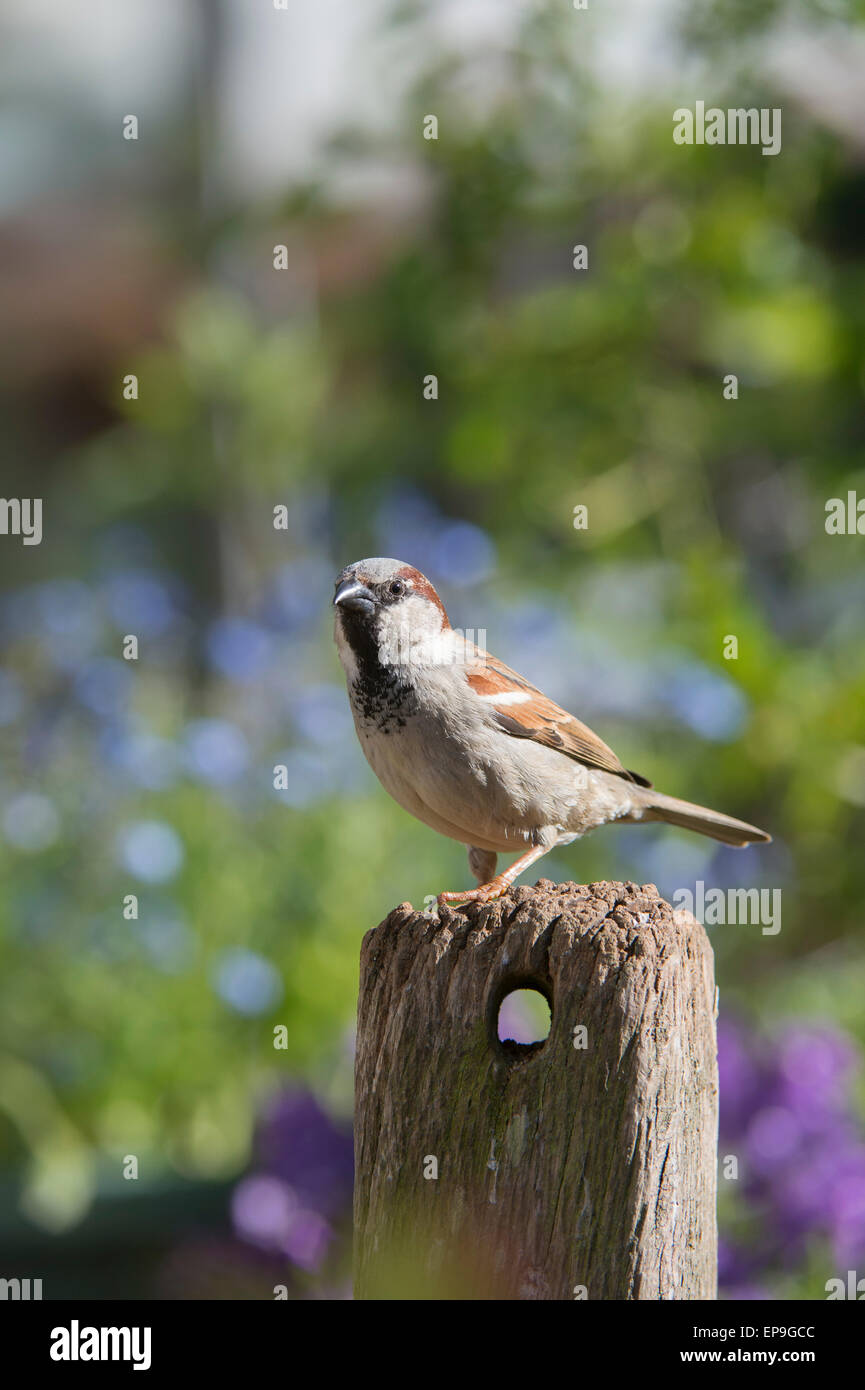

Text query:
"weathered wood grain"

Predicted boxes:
[[354, 879, 718, 1300]]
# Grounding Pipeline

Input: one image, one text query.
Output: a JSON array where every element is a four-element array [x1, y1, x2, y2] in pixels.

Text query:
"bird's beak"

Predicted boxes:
[[333, 578, 376, 616]]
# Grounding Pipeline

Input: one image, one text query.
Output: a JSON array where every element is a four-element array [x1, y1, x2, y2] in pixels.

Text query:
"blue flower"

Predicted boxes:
[[105, 571, 179, 638], [207, 619, 273, 682], [183, 719, 249, 785], [213, 949, 283, 1016], [433, 521, 496, 586], [2, 794, 60, 851], [118, 820, 184, 883], [0, 671, 22, 724], [665, 661, 748, 741]]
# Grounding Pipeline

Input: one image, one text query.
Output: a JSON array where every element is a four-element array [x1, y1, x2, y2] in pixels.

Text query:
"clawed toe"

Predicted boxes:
[[437, 881, 507, 909]]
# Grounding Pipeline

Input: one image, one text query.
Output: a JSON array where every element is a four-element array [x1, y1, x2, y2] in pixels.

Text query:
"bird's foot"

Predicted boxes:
[[437, 844, 553, 910], [437, 877, 510, 909]]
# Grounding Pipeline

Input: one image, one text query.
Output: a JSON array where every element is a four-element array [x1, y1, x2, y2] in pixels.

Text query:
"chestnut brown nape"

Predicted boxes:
[[394, 565, 451, 630]]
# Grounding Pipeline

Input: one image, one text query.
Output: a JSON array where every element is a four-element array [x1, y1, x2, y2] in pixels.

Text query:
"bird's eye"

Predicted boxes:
[[388, 578, 407, 598]]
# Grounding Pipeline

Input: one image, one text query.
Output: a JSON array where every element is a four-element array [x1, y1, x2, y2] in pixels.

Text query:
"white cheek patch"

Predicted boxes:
[[380, 614, 464, 669], [478, 690, 532, 705]]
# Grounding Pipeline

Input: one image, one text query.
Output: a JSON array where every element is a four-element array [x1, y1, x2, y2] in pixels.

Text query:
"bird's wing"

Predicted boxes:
[[465, 651, 652, 788]]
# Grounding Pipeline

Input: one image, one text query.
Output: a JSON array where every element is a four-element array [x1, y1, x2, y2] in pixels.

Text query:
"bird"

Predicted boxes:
[[332, 557, 770, 907]]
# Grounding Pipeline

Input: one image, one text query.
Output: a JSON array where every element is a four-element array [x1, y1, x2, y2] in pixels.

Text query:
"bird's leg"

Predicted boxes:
[[438, 843, 552, 908], [467, 846, 497, 885]]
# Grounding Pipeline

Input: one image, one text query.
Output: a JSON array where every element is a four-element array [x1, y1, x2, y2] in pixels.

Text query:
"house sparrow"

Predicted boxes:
[[333, 558, 770, 906]]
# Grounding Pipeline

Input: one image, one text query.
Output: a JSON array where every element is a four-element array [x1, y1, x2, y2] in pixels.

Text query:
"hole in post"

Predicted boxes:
[[495, 984, 552, 1061]]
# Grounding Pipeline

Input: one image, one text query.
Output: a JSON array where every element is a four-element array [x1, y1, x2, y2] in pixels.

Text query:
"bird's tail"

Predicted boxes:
[[637, 789, 771, 847]]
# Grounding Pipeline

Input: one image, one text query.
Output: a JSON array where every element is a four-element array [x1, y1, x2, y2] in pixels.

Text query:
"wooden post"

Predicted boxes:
[[353, 879, 718, 1300]]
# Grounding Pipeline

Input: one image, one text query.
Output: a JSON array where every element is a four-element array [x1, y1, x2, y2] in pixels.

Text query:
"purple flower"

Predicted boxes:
[[283, 1209, 332, 1271], [745, 1105, 802, 1173], [231, 1175, 333, 1271], [231, 1089, 353, 1274], [721, 1283, 772, 1301], [775, 1027, 858, 1119], [256, 1090, 353, 1220], [232, 1174, 296, 1247], [717, 1017, 865, 1290], [717, 1016, 768, 1138]]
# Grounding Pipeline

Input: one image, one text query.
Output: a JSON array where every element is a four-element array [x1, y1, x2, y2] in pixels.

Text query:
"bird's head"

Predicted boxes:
[[333, 558, 451, 674]]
